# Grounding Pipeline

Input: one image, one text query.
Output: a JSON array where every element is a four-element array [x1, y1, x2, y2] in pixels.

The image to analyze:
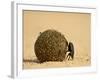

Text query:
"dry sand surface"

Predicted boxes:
[[23, 11, 91, 69], [23, 55, 90, 69]]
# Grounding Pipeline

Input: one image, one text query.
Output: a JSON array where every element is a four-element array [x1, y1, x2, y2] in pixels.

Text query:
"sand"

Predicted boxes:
[[23, 10, 91, 69], [23, 55, 90, 69]]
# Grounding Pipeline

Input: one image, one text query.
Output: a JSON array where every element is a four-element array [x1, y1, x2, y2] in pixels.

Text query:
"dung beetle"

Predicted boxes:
[[66, 42, 74, 60]]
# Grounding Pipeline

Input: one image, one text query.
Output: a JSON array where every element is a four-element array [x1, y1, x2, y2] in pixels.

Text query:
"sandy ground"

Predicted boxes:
[[23, 54, 91, 69]]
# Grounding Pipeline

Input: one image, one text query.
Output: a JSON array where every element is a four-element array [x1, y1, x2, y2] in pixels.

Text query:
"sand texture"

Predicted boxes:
[[23, 55, 90, 69]]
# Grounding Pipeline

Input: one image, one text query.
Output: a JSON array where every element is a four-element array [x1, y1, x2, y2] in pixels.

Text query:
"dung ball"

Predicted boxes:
[[34, 29, 68, 63]]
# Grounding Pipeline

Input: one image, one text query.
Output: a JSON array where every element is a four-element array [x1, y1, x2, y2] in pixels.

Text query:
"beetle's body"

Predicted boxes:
[[66, 42, 74, 60]]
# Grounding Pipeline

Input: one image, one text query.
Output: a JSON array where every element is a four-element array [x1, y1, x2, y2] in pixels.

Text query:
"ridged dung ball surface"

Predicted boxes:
[[34, 29, 68, 63]]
